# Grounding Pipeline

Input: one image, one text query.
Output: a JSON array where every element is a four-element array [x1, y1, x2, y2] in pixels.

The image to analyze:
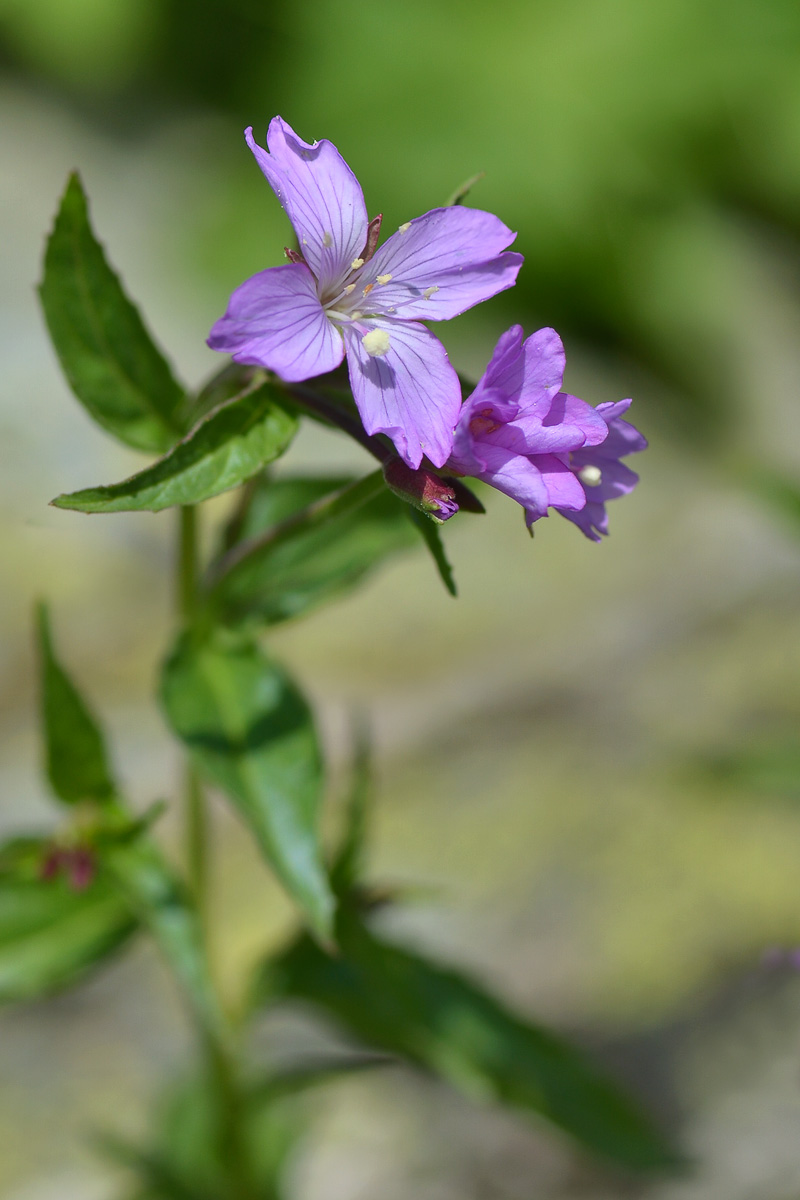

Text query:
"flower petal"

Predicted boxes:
[[536, 454, 587, 510], [358, 207, 522, 320], [342, 319, 461, 469], [558, 502, 608, 542], [473, 443, 550, 524], [245, 119, 368, 296], [208, 263, 344, 382]]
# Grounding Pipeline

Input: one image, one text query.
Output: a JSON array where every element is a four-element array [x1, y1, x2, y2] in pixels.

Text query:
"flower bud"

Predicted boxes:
[[383, 457, 459, 522]]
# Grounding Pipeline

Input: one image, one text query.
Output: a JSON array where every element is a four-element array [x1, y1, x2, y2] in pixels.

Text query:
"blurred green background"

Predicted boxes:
[[3, 0, 800, 1195]]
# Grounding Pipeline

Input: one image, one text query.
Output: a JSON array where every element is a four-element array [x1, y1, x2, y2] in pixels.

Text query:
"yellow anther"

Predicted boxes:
[[322, 232, 333, 248], [343, 284, 356, 294], [399, 222, 411, 233], [362, 328, 391, 357], [422, 286, 439, 300], [350, 310, 363, 320], [350, 257, 364, 270], [377, 274, 392, 284]]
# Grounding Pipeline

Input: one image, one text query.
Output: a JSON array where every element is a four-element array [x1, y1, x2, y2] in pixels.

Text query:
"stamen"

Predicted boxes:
[[362, 328, 391, 357], [351, 257, 364, 271], [350, 311, 363, 320], [377, 274, 392, 284], [322, 232, 333, 248], [362, 283, 374, 297], [423, 286, 439, 300], [576, 465, 602, 488], [361, 214, 383, 261], [343, 284, 356, 294], [399, 222, 411, 234]]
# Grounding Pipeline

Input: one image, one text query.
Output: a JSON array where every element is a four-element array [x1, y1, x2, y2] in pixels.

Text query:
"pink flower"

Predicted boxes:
[[447, 325, 645, 537], [208, 118, 522, 469]]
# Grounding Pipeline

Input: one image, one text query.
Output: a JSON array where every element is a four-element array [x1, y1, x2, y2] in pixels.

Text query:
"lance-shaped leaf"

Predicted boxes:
[[408, 509, 457, 597], [52, 381, 298, 514], [105, 837, 225, 1042], [39, 173, 185, 453], [160, 630, 334, 941], [37, 603, 117, 806], [0, 844, 137, 1002], [207, 473, 418, 627], [257, 911, 677, 1171]]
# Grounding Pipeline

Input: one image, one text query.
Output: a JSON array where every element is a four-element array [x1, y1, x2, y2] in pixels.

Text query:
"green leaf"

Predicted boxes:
[[408, 509, 457, 596], [0, 846, 137, 1002], [105, 837, 225, 1041], [330, 720, 373, 898], [52, 381, 298, 514], [258, 911, 677, 1171], [39, 173, 185, 453], [444, 171, 486, 207], [37, 603, 117, 806], [207, 473, 418, 627], [160, 630, 334, 941]]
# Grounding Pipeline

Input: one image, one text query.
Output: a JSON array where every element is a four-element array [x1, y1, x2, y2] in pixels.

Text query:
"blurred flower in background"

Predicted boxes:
[[3, 0, 800, 1197]]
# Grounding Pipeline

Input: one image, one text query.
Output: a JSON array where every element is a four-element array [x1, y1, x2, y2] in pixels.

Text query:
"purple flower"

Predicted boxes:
[[447, 325, 646, 537], [557, 399, 647, 541], [208, 117, 523, 469]]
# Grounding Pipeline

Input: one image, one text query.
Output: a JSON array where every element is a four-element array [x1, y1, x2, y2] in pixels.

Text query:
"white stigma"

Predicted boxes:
[[377, 274, 392, 284], [322, 232, 333, 248], [362, 328, 391, 357], [351, 257, 364, 270], [422, 285, 439, 300], [399, 222, 411, 234], [577, 465, 602, 487]]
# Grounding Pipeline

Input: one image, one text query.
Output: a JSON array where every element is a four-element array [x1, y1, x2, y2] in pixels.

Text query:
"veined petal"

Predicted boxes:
[[342, 319, 461, 469], [359, 207, 522, 320], [208, 263, 344, 382], [245, 119, 368, 295], [474, 443, 550, 524]]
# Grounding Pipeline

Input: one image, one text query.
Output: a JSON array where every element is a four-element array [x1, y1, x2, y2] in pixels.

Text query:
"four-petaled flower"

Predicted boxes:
[[208, 117, 523, 469], [447, 325, 646, 537]]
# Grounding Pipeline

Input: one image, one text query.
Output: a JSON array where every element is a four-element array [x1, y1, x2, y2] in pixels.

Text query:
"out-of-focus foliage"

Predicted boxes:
[[9, 0, 800, 444]]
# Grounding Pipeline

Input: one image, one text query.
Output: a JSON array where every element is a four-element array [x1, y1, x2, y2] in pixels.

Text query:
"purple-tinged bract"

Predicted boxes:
[[447, 325, 646, 537], [208, 117, 523, 469]]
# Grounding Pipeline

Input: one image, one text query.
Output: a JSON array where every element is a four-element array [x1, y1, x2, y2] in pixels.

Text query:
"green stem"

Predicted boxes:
[[176, 503, 257, 1197], [178, 506, 208, 913]]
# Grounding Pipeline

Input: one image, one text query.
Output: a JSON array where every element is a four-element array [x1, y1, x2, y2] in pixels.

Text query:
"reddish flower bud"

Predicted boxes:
[[383, 457, 459, 522]]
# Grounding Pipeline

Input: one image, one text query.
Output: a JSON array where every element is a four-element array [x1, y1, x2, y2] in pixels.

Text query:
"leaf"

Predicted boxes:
[[39, 173, 185, 453], [0, 847, 137, 1002], [330, 720, 373, 898], [52, 381, 298, 514], [445, 171, 486, 207], [408, 509, 457, 596], [105, 838, 225, 1042], [208, 473, 418, 627], [258, 911, 678, 1171], [37, 603, 117, 806], [160, 630, 334, 941]]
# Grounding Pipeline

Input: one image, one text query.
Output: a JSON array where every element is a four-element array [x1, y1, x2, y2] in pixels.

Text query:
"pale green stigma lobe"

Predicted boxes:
[[577, 465, 602, 487]]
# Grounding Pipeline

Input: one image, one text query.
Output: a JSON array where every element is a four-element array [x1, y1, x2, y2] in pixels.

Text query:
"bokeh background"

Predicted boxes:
[[3, 0, 800, 1195]]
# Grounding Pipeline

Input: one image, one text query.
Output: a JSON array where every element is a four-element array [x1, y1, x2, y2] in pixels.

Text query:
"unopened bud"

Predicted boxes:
[[383, 458, 459, 522]]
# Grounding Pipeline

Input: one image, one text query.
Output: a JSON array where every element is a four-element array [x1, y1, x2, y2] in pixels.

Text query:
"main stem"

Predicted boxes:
[[177, 504, 257, 1199], [178, 507, 208, 917]]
